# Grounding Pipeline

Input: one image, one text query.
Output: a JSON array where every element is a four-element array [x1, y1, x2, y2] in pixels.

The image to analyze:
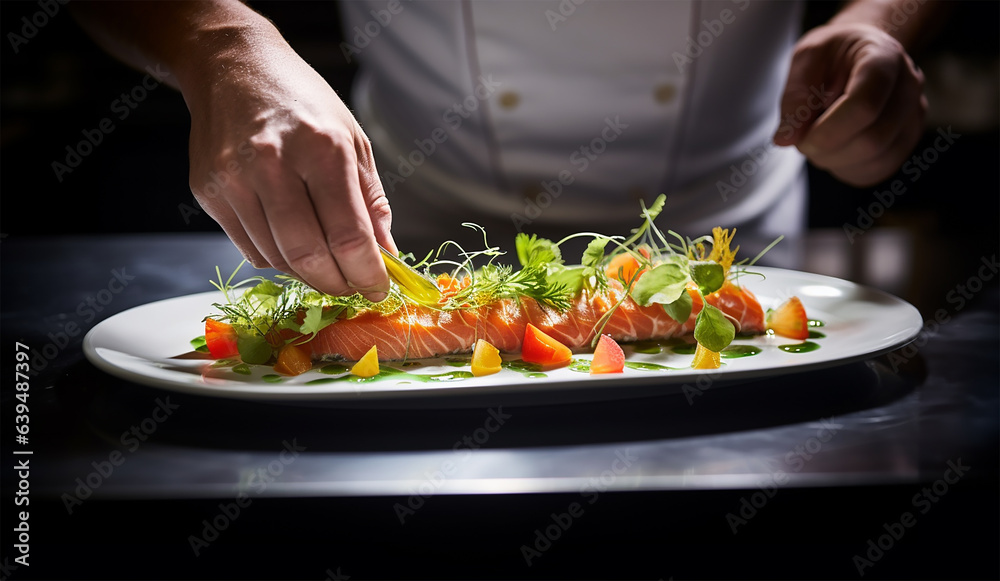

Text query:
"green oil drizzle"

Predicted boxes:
[[445, 357, 471, 367], [430, 371, 476, 381], [624, 361, 683, 371], [721, 345, 762, 358], [632, 341, 664, 354], [232, 363, 252, 375], [808, 319, 825, 327], [320, 364, 349, 375], [631, 338, 690, 354], [304, 367, 475, 385], [569, 359, 592, 373], [501, 360, 548, 379], [262, 374, 283, 383], [808, 330, 826, 339], [305, 377, 338, 385], [779, 341, 821, 353], [671, 344, 698, 355]]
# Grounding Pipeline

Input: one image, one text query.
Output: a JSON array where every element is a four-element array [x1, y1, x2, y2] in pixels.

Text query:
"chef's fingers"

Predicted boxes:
[[247, 144, 363, 298], [292, 130, 390, 301], [798, 48, 907, 159], [355, 132, 397, 257], [191, 177, 272, 270]]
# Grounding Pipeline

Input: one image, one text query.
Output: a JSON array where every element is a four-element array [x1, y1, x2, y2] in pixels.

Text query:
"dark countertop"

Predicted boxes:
[[2, 233, 997, 580]]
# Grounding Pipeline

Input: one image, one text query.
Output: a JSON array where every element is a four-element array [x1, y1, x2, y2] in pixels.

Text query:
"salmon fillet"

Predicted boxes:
[[309, 280, 766, 361]]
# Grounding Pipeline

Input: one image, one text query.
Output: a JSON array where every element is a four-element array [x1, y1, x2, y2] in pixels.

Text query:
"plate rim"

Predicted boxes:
[[82, 266, 924, 403]]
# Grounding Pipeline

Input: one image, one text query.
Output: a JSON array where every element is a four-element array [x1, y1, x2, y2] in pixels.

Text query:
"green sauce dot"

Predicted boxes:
[[778, 341, 821, 353]]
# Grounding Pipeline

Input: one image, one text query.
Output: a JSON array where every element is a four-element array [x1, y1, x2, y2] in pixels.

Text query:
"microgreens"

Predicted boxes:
[[204, 195, 780, 362]]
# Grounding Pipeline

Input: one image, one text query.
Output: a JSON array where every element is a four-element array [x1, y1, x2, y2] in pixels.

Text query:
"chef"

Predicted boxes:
[[73, 0, 935, 299]]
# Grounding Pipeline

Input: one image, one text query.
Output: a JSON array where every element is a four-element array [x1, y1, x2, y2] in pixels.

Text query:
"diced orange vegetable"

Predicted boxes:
[[691, 343, 721, 369], [205, 318, 239, 359], [273, 343, 312, 376], [604, 253, 646, 284], [767, 296, 809, 340], [471, 339, 502, 377], [590, 334, 624, 374], [521, 323, 573, 367], [350, 344, 380, 378]]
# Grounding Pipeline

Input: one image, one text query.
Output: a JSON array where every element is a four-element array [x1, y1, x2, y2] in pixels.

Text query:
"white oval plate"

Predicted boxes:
[[83, 267, 922, 404]]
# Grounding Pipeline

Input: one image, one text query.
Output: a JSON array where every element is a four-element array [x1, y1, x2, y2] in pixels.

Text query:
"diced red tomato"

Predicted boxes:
[[767, 296, 809, 340], [521, 323, 572, 367], [590, 334, 624, 374], [273, 343, 312, 376], [205, 318, 239, 359]]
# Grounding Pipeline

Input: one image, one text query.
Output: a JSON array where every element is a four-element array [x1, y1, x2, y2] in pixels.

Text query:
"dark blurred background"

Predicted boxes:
[[2, 0, 997, 314]]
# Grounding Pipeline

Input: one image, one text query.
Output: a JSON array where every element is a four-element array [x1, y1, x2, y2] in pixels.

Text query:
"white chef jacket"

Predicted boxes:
[[340, 0, 807, 266]]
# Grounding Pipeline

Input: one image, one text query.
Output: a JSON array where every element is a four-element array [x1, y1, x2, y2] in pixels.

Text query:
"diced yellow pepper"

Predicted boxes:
[[471, 339, 502, 377], [691, 342, 721, 369], [350, 344, 380, 378]]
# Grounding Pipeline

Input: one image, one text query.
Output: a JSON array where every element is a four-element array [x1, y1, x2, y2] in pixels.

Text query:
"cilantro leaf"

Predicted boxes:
[[237, 334, 272, 365], [690, 261, 725, 295], [630, 262, 689, 306], [515, 233, 562, 268], [693, 304, 735, 352], [662, 290, 692, 323]]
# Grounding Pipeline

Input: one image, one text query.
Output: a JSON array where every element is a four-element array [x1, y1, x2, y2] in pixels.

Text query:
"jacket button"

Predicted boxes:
[[498, 91, 521, 110], [654, 84, 677, 104]]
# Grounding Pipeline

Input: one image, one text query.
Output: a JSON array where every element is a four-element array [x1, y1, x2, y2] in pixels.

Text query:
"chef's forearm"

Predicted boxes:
[[70, 0, 291, 97], [827, 0, 948, 52]]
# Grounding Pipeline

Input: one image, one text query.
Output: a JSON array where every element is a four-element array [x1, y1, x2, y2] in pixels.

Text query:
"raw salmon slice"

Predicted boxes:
[[309, 282, 766, 361]]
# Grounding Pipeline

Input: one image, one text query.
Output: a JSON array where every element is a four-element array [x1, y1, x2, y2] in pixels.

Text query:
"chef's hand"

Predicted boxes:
[[72, 0, 394, 300], [774, 21, 928, 187], [187, 41, 395, 301]]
